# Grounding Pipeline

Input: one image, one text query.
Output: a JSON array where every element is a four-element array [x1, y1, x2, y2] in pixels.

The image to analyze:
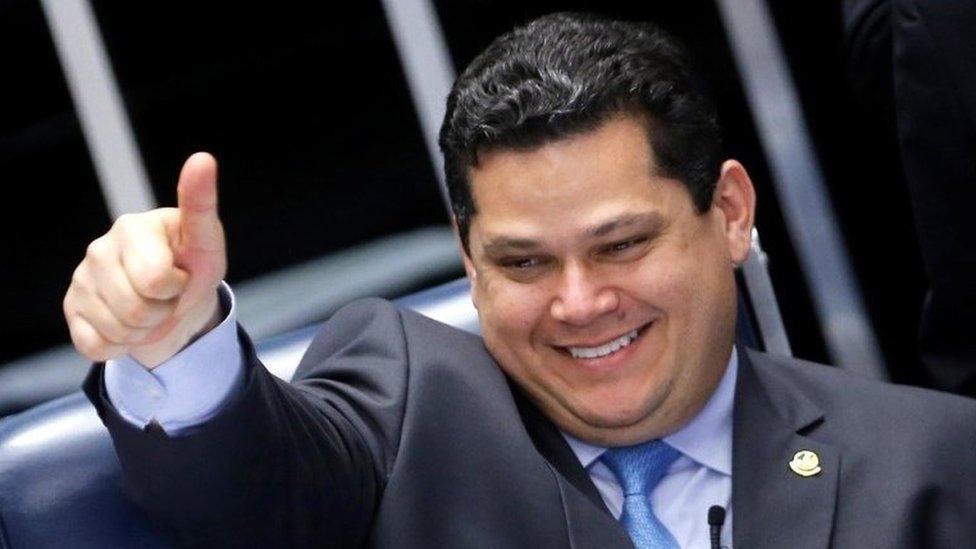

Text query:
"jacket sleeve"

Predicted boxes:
[[83, 298, 410, 547]]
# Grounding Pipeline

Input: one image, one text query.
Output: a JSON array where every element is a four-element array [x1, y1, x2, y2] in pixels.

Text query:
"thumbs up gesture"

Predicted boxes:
[[64, 153, 227, 368]]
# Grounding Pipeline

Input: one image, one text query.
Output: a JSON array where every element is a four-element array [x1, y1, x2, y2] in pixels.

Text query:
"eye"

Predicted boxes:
[[501, 257, 541, 270], [497, 256, 553, 281], [604, 236, 648, 254]]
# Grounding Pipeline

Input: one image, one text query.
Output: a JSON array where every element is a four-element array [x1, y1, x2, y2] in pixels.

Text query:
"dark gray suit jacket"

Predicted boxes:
[[85, 298, 976, 547]]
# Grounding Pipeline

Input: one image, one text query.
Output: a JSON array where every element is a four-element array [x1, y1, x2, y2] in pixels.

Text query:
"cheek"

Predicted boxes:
[[476, 275, 546, 340], [627, 245, 728, 344], [627, 256, 690, 308]]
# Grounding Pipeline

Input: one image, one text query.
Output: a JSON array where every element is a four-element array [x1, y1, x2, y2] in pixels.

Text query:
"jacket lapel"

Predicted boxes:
[[511, 382, 633, 548], [733, 348, 839, 548]]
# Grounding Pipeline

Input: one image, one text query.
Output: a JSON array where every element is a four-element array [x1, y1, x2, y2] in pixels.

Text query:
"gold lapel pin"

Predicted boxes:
[[789, 450, 822, 477]]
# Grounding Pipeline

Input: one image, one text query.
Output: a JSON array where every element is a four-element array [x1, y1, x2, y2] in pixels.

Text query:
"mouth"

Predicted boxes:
[[559, 322, 652, 360]]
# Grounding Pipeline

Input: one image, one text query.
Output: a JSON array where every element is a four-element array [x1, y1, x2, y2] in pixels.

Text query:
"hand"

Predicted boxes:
[[64, 152, 228, 368]]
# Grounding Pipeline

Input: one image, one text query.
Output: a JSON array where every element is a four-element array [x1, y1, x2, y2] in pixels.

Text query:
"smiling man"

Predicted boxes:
[[71, 12, 976, 548], [461, 112, 749, 449]]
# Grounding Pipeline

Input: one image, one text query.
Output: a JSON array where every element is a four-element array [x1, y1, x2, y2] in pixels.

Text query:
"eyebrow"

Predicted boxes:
[[481, 212, 665, 256], [585, 212, 664, 238], [482, 236, 542, 256]]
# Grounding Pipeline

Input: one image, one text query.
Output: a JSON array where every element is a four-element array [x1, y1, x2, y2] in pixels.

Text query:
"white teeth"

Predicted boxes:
[[567, 329, 639, 359]]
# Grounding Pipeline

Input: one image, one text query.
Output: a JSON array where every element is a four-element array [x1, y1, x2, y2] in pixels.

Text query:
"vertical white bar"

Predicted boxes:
[[716, 0, 886, 378], [379, 0, 456, 213], [742, 229, 792, 356], [41, 0, 156, 217]]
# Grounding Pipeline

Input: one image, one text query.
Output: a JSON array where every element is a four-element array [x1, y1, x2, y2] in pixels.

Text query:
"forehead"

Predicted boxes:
[[466, 115, 692, 242], [471, 114, 655, 188]]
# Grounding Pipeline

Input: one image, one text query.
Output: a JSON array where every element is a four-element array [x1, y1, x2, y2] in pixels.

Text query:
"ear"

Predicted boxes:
[[712, 160, 756, 265]]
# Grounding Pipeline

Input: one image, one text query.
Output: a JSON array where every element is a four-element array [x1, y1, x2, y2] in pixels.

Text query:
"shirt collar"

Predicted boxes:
[[562, 347, 737, 476]]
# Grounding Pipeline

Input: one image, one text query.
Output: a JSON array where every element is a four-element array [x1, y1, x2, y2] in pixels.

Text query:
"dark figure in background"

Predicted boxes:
[[844, 0, 976, 397]]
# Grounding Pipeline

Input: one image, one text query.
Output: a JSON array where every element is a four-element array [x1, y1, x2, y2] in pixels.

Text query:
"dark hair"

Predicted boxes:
[[438, 12, 723, 251]]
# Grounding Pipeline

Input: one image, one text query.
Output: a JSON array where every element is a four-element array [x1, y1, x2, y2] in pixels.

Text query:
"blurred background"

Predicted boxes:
[[0, 0, 937, 416]]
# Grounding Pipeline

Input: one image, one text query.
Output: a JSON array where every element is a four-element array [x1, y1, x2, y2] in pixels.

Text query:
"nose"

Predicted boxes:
[[550, 263, 619, 326]]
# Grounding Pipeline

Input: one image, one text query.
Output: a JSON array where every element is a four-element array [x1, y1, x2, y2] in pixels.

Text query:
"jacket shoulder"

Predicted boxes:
[[746, 348, 976, 446], [295, 297, 490, 378]]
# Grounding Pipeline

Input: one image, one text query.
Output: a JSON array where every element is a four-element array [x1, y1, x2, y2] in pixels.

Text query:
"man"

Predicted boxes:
[[66, 13, 976, 548]]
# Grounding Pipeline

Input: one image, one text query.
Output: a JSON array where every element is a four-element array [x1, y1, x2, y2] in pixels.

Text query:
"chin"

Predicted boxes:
[[551, 375, 676, 443], [561, 408, 663, 447], [569, 388, 661, 429]]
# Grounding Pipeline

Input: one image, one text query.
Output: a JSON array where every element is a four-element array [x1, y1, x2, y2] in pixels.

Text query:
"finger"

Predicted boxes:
[[65, 308, 128, 362], [116, 211, 189, 300], [83, 234, 118, 283], [176, 152, 223, 254], [70, 283, 154, 346], [93, 256, 179, 329]]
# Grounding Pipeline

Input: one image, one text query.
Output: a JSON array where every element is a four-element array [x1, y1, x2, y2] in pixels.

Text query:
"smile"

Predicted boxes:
[[566, 328, 640, 359]]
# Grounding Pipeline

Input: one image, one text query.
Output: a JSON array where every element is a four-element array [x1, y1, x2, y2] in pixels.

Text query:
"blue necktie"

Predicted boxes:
[[601, 440, 681, 549]]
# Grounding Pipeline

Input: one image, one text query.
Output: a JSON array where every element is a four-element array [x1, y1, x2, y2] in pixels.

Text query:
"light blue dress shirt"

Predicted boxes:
[[105, 284, 735, 548], [104, 283, 244, 433], [563, 352, 736, 548]]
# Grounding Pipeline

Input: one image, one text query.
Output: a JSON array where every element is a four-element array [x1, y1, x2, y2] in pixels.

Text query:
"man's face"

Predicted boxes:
[[462, 114, 754, 446]]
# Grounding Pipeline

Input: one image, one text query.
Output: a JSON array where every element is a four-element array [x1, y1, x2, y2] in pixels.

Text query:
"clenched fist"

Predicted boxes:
[[64, 153, 227, 368]]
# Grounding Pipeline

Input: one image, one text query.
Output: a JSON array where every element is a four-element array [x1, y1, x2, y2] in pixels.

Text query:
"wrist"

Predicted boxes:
[[130, 290, 223, 369], [186, 293, 223, 346]]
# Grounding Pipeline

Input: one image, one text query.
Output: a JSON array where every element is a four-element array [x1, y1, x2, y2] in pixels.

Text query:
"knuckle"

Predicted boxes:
[[70, 263, 90, 291], [112, 212, 141, 234], [135, 270, 170, 298], [71, 330, 104, 360], [113, 213, 131, 228], [85, 237, 110, 262], [70, 264, 83, 286], [80, 342, 104, 361], [66, 316, 104, 360], [63, 296, 91, 333]]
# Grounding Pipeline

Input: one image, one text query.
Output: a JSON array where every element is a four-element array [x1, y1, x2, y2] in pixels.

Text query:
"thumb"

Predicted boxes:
[[176, 152, 223, 256]]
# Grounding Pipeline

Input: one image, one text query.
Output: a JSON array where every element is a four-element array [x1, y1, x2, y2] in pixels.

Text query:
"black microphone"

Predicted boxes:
[[707, 505, 726, 549]]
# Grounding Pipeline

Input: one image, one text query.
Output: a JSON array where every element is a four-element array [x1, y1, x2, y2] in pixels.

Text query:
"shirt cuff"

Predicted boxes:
[[104, 282, 244, 434]]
